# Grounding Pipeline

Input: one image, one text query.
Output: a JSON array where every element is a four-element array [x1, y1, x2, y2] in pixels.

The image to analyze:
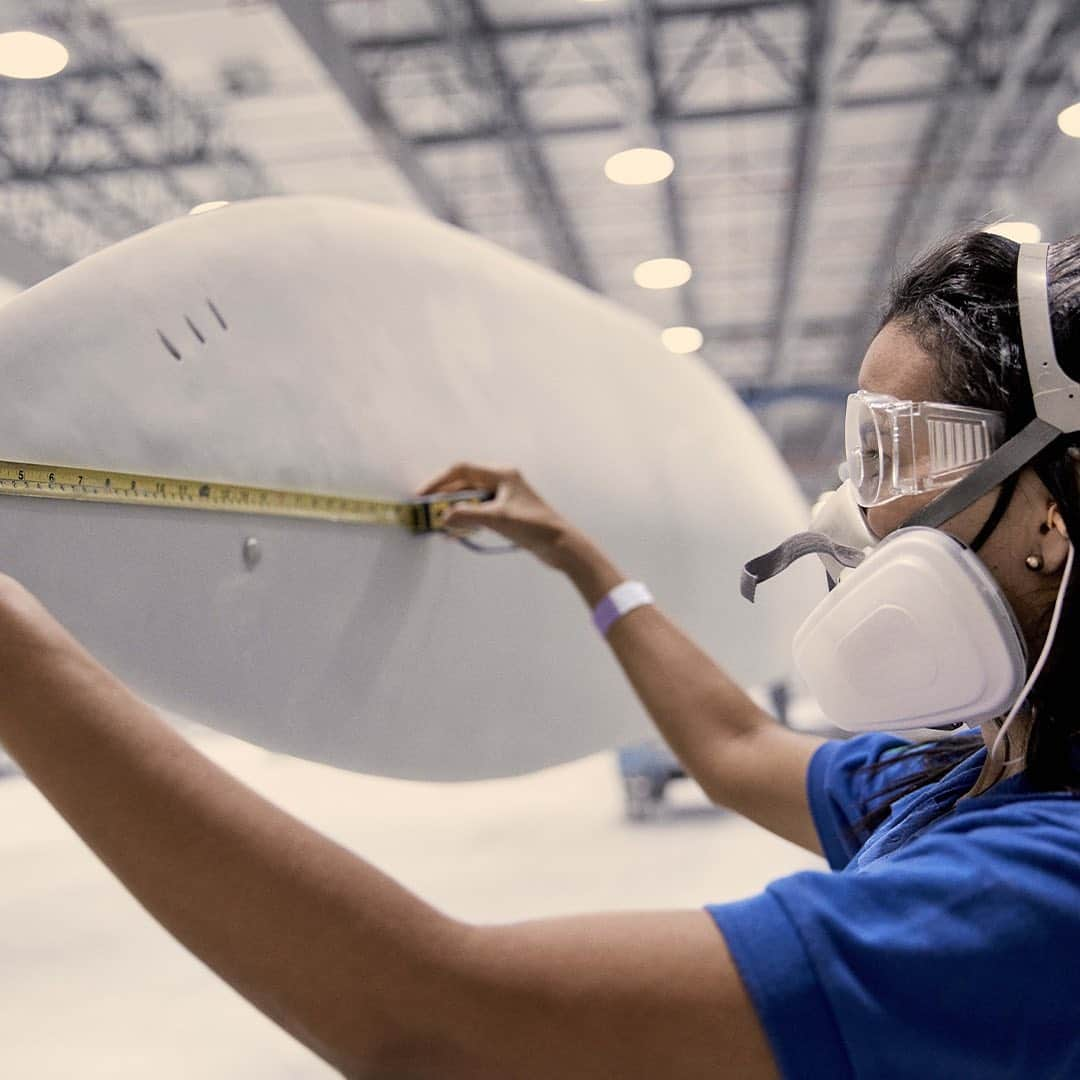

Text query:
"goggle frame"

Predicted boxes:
[[841, 391, 1007, 508]]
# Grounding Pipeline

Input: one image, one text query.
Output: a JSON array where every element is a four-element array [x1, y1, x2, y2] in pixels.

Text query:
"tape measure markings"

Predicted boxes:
[[0, 459, 487, 533]]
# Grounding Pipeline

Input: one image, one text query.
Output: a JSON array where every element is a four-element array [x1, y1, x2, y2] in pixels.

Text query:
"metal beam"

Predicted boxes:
[[276, 0, 460, 225], [993, 50, 1080, 201], [624, 0, 702, 330], [839, 1, 985, 386], [49, 175, 154, 239], [991, 48, 1080, 244], [0, 3, 265, 264], [736, 8, 803, 90], [0, 151, 205, 183], [762, 0, 843, 388], [969, 24, 1080, 242], [431, 0, 594, 286], [350, 0, 797, 50], [918, 0, 1070, 243], [907, 0, 969, 55], [409, 73, 1062, 146]]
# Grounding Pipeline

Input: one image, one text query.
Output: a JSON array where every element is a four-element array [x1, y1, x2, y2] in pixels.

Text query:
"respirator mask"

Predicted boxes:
[[744, 243, 1079, 735]]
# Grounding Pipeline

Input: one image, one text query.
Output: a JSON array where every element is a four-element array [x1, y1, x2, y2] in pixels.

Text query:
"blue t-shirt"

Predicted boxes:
[[707, 733, 1080, 1079]]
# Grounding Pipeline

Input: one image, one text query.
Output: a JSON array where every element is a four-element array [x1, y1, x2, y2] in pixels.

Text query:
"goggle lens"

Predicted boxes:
[[843, 392, 1005, 508], [845, 394, 884, 506]]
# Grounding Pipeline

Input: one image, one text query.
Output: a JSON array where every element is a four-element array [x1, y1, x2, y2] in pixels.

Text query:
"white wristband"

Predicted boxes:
[[592, 581, 654, 636]]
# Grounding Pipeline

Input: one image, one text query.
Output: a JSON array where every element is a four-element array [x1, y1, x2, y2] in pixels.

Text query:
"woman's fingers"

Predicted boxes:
[[416, 465, 568, 564], [441, 484, 510, 531], [415, 463, 515, 497]]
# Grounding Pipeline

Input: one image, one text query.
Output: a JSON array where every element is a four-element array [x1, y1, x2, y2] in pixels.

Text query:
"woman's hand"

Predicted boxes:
[[415, 463, 576, 570]]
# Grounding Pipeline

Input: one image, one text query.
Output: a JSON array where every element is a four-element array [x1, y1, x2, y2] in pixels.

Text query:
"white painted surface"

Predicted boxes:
[[0, 719, 823, 1078], [0, 197, 821, 780]]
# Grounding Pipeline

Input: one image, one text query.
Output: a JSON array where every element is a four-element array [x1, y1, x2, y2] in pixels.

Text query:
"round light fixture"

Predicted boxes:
[[604, 148, 674, 186], [0, 31, 69, 79], [633, 258, 692, 289], [189, 201, 230, 215], [983, 221, 1041, 244], [661, 326, 704, 354], [1057, 102, 1080, 138]]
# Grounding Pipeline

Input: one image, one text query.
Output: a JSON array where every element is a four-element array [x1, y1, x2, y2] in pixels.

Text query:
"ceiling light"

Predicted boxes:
[[661, 326, 704, 354], [604, 148, 674, 186], [189, 201, 230, 215], [0, 31, 68, 79], [633, 258, 692, 289], [1058, 102, 1080, 138], [983, 221, 1041, 244]]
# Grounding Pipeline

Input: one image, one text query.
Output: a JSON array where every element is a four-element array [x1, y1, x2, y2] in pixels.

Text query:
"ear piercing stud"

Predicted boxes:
[[1026, 554, 1044, 571]]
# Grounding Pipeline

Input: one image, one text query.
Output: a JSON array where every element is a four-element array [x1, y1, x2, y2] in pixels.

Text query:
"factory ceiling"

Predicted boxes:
[[2, 0, 1079, 489]]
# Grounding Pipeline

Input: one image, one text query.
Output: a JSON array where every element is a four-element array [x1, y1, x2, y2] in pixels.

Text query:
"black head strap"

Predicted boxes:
[[967, 471, 1019, 552]]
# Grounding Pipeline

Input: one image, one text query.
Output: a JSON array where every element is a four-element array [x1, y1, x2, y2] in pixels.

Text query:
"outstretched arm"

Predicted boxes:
[[422, 463, 826, 855], [0, 575, 776, 1078]]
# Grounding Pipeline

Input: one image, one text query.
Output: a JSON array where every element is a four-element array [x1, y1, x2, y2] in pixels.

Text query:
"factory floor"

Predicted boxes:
[[0, 719, 823, 1078]]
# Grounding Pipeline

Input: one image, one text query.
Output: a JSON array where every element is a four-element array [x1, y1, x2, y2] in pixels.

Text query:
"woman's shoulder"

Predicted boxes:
[[888, 777, 1080, 890]]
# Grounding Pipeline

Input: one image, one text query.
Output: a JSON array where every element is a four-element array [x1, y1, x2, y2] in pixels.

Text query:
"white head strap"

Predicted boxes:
[[1019, 243, 1080, 429]]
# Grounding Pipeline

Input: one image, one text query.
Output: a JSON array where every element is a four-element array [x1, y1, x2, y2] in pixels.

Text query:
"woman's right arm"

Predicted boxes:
[[419, 464, 827, 855]]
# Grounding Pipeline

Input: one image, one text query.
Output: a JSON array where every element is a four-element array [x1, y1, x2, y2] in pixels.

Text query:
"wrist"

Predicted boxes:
[[592, 581, 654, 636], [552, 528, 626, 606]]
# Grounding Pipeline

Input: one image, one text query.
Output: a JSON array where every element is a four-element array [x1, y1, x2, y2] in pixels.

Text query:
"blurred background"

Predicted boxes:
[[2, 0, 1078, 494], [1, 0, 1079, 1074]]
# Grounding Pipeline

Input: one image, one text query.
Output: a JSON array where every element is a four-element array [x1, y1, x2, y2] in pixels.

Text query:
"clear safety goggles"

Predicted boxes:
[[840, 391, 1006, 508]]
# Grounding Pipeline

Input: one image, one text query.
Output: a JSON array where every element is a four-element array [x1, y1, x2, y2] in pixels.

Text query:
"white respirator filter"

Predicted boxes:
[[792, 528, 1026, 733]]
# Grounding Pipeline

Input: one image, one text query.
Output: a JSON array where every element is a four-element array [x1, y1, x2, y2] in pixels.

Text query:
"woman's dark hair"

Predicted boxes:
[[853, 229, 1080, 838]]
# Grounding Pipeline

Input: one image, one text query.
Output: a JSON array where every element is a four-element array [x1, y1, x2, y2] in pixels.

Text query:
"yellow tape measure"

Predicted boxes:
[[0, 458, 488, 533]]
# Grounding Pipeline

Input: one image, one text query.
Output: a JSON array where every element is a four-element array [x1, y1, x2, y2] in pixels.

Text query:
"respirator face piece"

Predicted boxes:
[[842, 391, 1006, 508], [807, 479, 879, 587], [791, 528, 1027, 733]]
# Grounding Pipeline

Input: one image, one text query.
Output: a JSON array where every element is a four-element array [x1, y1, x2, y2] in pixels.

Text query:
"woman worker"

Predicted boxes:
[[1, 230, 1078, 1078]]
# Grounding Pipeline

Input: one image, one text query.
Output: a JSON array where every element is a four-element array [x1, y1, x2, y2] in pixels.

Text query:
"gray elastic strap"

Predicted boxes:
[[741, 532, 866, 603], [1018, 243, 1080, 432], [905, 418, 1061, 530]]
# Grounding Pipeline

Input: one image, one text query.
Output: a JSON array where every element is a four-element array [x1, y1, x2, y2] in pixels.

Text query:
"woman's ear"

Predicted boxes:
[[1048, 504, 1068, 539], [1039, 502, 1071, 575]]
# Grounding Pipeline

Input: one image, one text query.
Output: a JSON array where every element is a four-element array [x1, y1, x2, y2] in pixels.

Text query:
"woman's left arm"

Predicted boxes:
[[0, 575, 776, 1079]]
